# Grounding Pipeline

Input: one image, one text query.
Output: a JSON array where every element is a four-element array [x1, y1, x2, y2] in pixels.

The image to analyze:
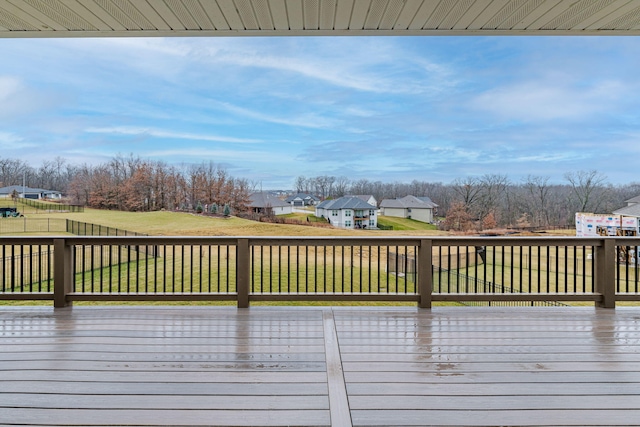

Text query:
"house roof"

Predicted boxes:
[[613, 204, 640, 218], [2, 1, 639, 38], [249, 192, 290, 208], [317, 196, 376, 210], [624, 195, 640, 204], [380, 195, 438, 209], [285, 193, 319, 203], [346, 195, 376, 203], [0, 185, 61, 195]]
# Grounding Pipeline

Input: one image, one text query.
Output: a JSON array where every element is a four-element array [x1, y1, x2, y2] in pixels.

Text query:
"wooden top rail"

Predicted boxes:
[[2, 235, 639, 247]]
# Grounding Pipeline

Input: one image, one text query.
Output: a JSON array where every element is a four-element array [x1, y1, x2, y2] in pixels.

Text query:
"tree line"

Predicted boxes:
[[2, 155, 639, 226], [295, 172, 640, 229], [0, 155, 252, 213]]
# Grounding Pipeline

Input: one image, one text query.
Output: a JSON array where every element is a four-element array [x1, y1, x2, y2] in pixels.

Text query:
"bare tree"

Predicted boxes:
[[522, 175, 551, 226], [564, 170, 608, 212], [332, 176, 350, 198], [451, 177, 482, 214], [476, 174, 509, 223]]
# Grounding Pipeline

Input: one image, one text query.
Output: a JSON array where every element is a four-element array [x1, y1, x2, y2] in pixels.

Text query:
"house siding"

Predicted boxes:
[[383, 206, 433, 223], [383, 207, 406, 218], [410, 208, 433, 223]]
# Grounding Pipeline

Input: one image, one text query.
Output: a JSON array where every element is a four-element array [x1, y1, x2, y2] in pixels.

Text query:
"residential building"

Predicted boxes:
[[315, 196, 377, 229], [346, 194, 377, 207], [285, 193, 320, 207], [380, 195, 438, 223], [610, 195, 640, 235], [613, 195, 640, 217], [248, 192, 293, 216], [0, 185, 62, 200]]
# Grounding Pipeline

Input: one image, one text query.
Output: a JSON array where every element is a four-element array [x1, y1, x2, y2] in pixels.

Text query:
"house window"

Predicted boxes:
[[332, 210, 338, 216], [369, 209, 375, 216], [345, 220, 352, 227], [345, 210, 352, 217], [369, 220, 375, 227]]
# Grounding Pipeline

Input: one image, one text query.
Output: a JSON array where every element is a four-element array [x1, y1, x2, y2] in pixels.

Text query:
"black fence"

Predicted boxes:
[[20, 198, 84, 212], [66, 220, 147, 237], [388, 250, 569, 307], [0, 218, 67, 234]]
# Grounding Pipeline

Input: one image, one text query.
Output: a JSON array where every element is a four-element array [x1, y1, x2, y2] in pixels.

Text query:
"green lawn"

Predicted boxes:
[[377, 216, 438, 231]]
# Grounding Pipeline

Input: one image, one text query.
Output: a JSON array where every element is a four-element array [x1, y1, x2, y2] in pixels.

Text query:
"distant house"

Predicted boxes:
[[613, 195, 640, 218], [285, 193, 320, 207], [248, 192, 293, 216], [380, 195, 438, 223], [610, 195, 640, 235], [315, 196, 377, 229], [346, 195, 377, 207], [0, 185, 62, 200]]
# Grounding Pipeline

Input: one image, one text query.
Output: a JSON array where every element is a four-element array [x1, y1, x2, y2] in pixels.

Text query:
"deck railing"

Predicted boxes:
[[0, 236, 638, 308]]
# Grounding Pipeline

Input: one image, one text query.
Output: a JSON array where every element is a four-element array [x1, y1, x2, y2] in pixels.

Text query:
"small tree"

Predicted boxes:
[[195, 201, 203, 214], [443, 202, 473, 232], [210, 203, 218, 214], [482, 212, 497, 230], [223, 204, 231, 217]]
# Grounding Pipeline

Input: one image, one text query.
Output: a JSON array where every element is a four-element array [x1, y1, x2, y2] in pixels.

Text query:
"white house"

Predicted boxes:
[[285, 193, 320, 207], [248, 192, 293, 216], [315, 196, 377, 229], [0, 185, 62, 200], [379, 195, 438, 223]]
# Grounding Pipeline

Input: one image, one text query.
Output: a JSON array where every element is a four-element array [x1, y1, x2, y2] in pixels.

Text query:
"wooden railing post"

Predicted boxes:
[[595, 238, 616, 309], [417, 239, 433, 309], [53, 238, 73, 308], [236, 239, 250, 308]]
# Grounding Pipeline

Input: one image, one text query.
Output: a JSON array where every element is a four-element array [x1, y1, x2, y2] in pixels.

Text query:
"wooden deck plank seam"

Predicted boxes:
[[323, 309, 353, 427]]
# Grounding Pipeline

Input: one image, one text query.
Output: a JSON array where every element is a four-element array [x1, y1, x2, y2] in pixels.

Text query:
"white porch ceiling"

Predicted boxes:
[[1, 0, 640, 38]]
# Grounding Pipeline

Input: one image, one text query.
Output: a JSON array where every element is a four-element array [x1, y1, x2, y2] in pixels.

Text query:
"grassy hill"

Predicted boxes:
[[14, 206, 445, 236], [377, 216, 438, 231], [3, 198, 447, 236]]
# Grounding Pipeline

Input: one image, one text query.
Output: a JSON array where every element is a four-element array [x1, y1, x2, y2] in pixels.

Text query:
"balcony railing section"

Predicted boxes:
[[0, 238, 54, 299], [249, 239, 417, 302], [0, 236, 638, 308]]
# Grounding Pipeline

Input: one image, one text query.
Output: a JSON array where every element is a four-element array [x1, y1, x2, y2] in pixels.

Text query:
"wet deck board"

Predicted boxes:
[[1, 306, 640, 426]]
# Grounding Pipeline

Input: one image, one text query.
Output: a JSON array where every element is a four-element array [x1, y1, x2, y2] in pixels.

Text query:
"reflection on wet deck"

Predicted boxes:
[[1, 306, 639, 426]]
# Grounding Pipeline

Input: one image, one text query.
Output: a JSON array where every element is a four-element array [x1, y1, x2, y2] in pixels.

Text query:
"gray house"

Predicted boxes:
[[285, 193, 320, 207], [248, 192, 293, 216], [346, 195, 377, 207], [380, 195, 438, 223], [0, 185, 62, 200], [315, 196, 377, 229], [613, 195, 640, 218]]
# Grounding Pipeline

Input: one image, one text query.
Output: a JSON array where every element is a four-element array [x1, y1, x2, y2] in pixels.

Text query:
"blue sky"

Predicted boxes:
[[1, 36, 639, 188]]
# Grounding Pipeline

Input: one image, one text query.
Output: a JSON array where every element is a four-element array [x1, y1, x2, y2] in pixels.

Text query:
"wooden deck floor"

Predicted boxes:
[[1, 306, 640, 426]]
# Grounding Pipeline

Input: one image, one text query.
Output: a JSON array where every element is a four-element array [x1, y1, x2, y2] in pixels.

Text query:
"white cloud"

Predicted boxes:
[[198, 39, 454, 95], [0, 131, 36, 149], [0, 76, 22, 100], [146, 148, 284, 163], [211, 101, 340, 129], [470, 78, 627, 122], [85, 126, 261, 144]]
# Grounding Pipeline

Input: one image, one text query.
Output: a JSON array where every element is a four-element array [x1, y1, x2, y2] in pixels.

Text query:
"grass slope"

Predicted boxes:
[[9, 201, 445, 237], [377, 216, 438, 231]]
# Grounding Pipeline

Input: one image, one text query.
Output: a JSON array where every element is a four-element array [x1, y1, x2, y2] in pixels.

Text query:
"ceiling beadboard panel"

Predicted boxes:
[[1, 0, 640, 37]]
